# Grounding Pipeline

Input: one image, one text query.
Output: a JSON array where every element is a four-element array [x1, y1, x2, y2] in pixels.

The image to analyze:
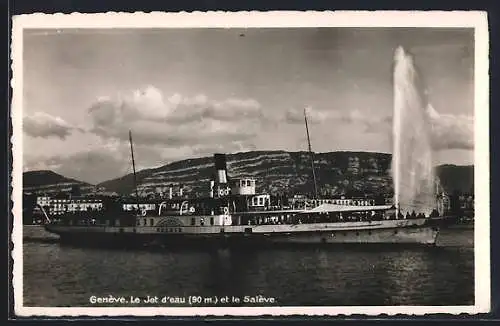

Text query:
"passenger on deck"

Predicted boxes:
[[405, 212, 411, 219], [397, 210, 404, 219], [411, 211, 417, 219]]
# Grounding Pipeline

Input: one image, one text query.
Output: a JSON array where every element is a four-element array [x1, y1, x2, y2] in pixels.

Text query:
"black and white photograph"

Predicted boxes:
[[11, 11, 490, 316]]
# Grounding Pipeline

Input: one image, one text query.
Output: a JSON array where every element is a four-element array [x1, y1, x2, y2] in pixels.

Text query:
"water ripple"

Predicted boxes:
[[22, 226, 474, 307]]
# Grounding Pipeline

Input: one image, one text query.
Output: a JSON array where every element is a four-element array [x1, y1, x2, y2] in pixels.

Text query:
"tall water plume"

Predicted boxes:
[[392, 46, 436, 216]]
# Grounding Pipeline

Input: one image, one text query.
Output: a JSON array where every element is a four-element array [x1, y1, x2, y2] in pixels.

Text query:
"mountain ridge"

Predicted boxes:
[[23, 170, 95, 195], [23, 150, 474, 197]]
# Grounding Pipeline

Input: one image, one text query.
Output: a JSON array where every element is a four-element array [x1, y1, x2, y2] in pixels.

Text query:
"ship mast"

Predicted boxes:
[[129, 130, 140, 201], [304, 108, 318, 199]]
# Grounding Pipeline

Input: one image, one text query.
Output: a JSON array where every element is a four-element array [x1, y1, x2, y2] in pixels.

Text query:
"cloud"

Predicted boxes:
[[23, 139, 258, 184], [285, 107, 390, 133], [87, 86, 266, 149], [89, 86, 265, 126], [285, 107, 329, 124], [24, 86, 272, 183], [24, 144, 172, 184], [23, 112, 82, 140], [426, 104, 474, 150], [168, 95, 264, 123], [285, 104, 473, 152], [24, 148, 130, 184]]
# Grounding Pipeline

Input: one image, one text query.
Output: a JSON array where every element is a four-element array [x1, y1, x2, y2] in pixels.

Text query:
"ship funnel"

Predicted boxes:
[[214, 153, 228, 184]]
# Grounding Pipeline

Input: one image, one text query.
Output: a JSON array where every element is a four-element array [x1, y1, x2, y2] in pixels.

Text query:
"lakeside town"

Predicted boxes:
[[23, 174, 474, 226]]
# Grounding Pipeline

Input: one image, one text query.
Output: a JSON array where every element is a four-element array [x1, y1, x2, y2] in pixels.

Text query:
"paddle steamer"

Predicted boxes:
[[42, 111, 444, 247], [42, 154, 442, 247]]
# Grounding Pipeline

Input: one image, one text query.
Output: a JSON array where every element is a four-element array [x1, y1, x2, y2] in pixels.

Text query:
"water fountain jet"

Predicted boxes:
[[392, 46, 436, 216]]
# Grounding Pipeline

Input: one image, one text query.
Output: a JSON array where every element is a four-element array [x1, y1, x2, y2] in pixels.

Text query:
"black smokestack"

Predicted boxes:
[[214, 153, 227, 171], [214, 153, 228, 184]]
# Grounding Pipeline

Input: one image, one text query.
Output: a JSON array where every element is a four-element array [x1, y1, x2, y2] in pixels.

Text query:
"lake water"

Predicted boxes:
[[22, 225, 474, 307]]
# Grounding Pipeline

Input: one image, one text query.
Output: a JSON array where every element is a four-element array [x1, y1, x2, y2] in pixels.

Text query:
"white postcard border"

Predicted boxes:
[[11, 10, 490, 317]]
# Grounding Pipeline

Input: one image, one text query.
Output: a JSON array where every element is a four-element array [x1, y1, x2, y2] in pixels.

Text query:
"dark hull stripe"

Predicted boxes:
[[47, 225, 439, 249]]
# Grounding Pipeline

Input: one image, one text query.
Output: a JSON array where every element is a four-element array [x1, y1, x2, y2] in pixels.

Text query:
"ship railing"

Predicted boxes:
[[244, 213, 425, 226]]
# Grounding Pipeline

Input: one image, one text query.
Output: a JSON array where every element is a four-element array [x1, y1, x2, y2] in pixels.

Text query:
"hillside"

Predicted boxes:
[[23, 170, 95, 195], [436, 164, 474, 194], [98, 150, 473, 198], [98, 150, 393, 197], [23, 151, 474, 198]]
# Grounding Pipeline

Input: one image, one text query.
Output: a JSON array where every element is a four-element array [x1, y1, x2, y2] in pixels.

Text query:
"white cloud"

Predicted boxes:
[[285, 107, 329, 124], [24, 86, 474, 184], [427, 104, 474, 150], [23, 112, 83, 139], [285, 107, 390, 133], [87, 86, 267, 149], [24, 86, 273, 183], [24, 147, 130, 184], [285, 104, 473, 152]]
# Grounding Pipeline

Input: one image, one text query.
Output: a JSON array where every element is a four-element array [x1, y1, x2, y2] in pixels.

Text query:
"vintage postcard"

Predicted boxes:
[[11, 11, 490, 317]]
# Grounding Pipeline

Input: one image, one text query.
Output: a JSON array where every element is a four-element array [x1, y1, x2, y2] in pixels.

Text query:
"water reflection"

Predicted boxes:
[[23, 228, 474, 307]]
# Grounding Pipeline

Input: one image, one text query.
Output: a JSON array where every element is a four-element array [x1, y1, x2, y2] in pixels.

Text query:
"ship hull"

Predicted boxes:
[[44, 223, 439, 249]]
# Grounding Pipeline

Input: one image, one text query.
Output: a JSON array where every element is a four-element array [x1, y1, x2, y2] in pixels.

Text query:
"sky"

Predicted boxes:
[[22, 28, 475, 184]]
